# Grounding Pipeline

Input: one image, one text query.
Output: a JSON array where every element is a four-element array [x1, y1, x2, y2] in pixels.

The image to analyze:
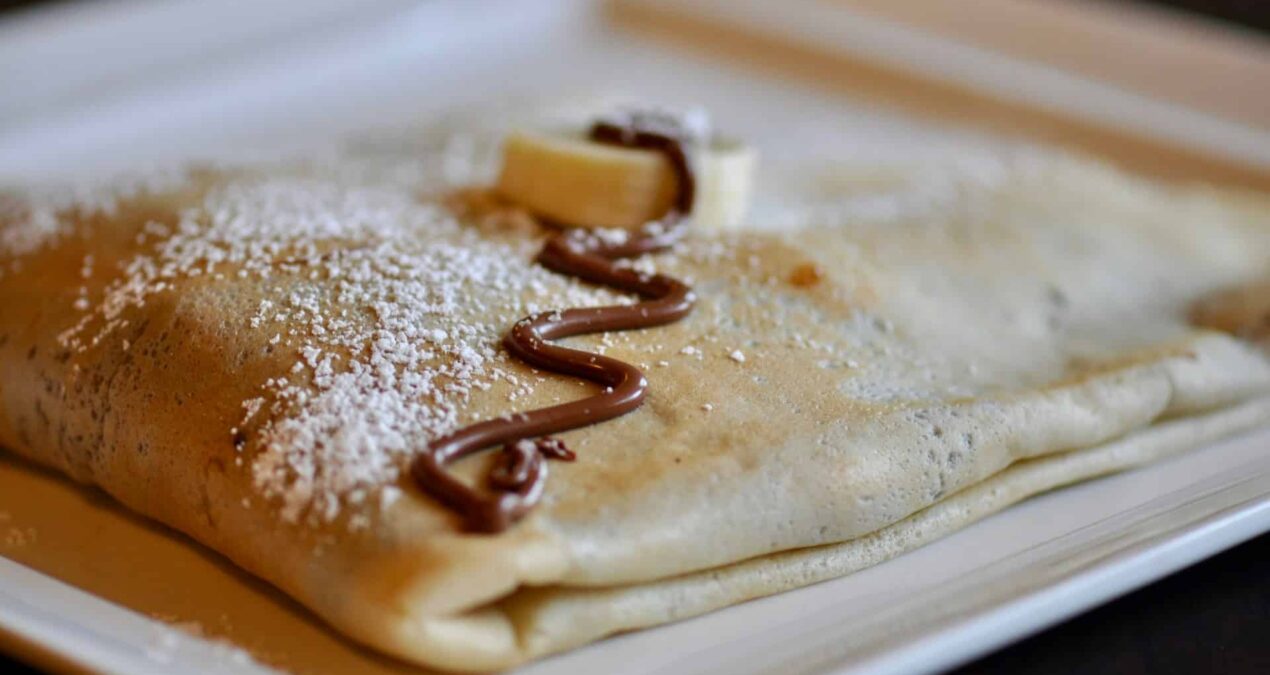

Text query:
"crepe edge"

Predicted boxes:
[[341, 395, 1269, 671]]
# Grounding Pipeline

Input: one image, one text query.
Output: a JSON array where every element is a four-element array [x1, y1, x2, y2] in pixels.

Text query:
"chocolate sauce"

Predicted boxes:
[[411, 114, 699, 532]]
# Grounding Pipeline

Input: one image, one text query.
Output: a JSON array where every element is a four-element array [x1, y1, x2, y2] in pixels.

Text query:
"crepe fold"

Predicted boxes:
[[1, 144, 1268, 671]]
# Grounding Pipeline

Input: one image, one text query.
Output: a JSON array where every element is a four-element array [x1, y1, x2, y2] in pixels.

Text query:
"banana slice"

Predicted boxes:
[[496, 130, 755, 231]]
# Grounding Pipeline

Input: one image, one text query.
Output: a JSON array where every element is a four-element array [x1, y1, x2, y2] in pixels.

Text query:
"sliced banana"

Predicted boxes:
[[496, 130, 755, 231]]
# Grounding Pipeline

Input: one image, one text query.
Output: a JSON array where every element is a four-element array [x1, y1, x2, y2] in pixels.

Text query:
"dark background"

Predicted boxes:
[[1, 1, 1267, 673], [1119, 0, 1269, 33], [0, 0, 1268, 33]]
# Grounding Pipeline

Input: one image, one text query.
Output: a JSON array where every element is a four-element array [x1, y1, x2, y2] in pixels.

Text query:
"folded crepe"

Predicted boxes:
[[1, 114, 1268, 671]]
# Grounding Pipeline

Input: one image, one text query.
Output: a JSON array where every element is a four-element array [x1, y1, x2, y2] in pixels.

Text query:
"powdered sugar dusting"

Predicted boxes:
[[0, 167, 189, 260], [54, 163, 627, 525], [12, 114, 1105, 527]]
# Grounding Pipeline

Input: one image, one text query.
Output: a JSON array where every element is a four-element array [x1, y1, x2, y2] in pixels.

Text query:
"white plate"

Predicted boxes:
[[1, 1, 1267, 674]]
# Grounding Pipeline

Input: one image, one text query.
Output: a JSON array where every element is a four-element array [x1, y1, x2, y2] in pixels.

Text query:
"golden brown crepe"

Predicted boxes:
[[1, 121, 1268, 671]]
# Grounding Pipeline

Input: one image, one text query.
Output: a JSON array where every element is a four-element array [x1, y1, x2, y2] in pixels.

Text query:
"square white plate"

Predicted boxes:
[[1, 2, 1267, 674]]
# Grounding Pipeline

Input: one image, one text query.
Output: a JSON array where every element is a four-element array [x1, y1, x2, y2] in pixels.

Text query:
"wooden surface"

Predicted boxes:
[[840, 0, 1270, 130], [610, 0, 1270, 192]]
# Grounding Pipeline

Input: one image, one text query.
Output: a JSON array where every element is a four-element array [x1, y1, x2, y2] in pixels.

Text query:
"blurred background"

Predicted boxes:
[[1121, 1, 1268, 33], [0, 1, 1264, 31], [2, 0, 1267, 186]]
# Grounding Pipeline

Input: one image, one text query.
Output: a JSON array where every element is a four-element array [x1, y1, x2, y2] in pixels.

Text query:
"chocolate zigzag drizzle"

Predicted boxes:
[[411, 115, 699, 532]]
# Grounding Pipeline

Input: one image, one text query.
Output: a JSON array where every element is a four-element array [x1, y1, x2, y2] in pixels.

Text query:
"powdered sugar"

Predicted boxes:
[[50, 160, 627, 525], [2, 114, 1095, 527], [0, 167, 189, 260], [142, 618, 264, 670]]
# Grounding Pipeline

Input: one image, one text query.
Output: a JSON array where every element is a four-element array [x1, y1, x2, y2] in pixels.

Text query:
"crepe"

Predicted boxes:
[[1, 123, 1268, 671]]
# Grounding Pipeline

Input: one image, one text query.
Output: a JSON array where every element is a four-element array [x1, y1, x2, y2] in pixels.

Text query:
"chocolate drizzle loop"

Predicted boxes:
[[411, 113, 700, 532]]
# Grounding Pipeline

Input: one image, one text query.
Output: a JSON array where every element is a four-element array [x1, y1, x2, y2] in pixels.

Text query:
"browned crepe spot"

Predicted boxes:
[[788, 262, 823, 288], [1190, 280, 1270, 345]]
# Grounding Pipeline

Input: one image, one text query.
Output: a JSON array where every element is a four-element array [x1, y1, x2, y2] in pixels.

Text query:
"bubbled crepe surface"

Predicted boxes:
[[0, 118, 1269, 671]]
